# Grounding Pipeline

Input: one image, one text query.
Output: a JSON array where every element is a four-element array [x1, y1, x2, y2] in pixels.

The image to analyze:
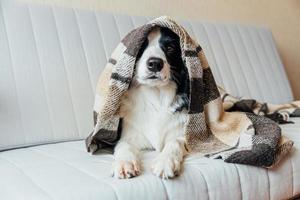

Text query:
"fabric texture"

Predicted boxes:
[[85, 16, 294, 167], [220, 87, 300, 124], [1, 134, 300, 200]]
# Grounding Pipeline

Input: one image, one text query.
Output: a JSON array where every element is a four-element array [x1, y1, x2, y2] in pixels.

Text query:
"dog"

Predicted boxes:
[[112, 27, 190, 179]]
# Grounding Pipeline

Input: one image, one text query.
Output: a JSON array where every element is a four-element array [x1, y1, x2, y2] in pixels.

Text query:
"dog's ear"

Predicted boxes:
[[170, 64, 190, 112], [136, 39, 149, 61], [166, 29, 190, 112]]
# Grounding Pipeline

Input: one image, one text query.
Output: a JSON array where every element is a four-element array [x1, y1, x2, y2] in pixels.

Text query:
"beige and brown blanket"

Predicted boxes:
[[85, 16, 297, 168], [220, 87, 300, 124]]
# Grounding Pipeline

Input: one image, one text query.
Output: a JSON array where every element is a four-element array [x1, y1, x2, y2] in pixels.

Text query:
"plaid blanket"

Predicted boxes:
[[85, 16, 295, 168], [219, 87, 300, 124]]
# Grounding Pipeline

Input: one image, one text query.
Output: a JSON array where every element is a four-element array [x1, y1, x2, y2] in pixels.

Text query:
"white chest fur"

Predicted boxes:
[[120, 83, 188, 151]]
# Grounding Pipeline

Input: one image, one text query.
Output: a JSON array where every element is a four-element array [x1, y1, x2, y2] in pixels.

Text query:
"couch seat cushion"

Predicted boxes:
[[0, 119, 299, 200]]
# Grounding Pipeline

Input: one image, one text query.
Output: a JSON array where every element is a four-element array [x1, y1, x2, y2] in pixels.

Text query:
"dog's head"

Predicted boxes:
[[134, 26, 190, 111], [134, 27, 187, 88]]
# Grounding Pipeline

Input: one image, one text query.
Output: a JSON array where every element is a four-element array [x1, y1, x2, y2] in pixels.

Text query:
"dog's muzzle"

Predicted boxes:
[[147, 57, 163, 72]]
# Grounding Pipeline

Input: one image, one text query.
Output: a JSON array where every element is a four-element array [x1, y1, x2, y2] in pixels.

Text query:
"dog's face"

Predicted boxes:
[[134, 27, 185, 87]]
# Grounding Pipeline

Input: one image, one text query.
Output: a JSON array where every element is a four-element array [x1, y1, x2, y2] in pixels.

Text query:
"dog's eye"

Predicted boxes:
[[166, 45, 175, 53]]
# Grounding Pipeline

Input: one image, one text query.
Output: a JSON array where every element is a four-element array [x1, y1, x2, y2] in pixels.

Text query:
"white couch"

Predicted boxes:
[[0, 0, 299, 199]]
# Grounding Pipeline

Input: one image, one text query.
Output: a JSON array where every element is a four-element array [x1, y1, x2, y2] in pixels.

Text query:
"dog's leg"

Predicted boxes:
[[112, 140, 141, 179], [112, 126, 151, 179], [152, 137, 187, 179]]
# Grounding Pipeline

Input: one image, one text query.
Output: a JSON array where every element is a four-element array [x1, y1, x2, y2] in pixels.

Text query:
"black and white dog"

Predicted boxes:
[[113, 27, 190, 179]]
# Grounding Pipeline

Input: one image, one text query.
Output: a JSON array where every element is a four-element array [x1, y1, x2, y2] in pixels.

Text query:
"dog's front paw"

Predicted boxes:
[[112, 160, 141, 179], [151, 155, 181, 179]]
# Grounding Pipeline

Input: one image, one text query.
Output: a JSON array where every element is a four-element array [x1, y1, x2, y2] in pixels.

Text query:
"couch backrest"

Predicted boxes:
[[0, 0, 293, 151]]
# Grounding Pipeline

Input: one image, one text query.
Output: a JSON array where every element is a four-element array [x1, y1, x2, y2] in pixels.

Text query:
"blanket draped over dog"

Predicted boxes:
[[85, 16, 296, 168]]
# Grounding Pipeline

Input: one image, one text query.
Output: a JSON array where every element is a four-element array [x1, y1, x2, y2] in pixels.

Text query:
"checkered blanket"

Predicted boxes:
[[220, 87, 300, 124], [85, 16, 295, 168]]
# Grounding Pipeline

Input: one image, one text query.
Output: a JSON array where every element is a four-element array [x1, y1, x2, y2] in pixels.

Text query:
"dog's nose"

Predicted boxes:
[[147, 57, 164, 72]]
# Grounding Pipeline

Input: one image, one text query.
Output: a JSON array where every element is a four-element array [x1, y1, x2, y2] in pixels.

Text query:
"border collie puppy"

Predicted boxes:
[[112, 27, 190, 179]]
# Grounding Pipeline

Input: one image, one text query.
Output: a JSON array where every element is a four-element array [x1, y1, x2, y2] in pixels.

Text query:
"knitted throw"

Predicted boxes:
[[219, 86, 300, 124], [85, 16, 294, 168]]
